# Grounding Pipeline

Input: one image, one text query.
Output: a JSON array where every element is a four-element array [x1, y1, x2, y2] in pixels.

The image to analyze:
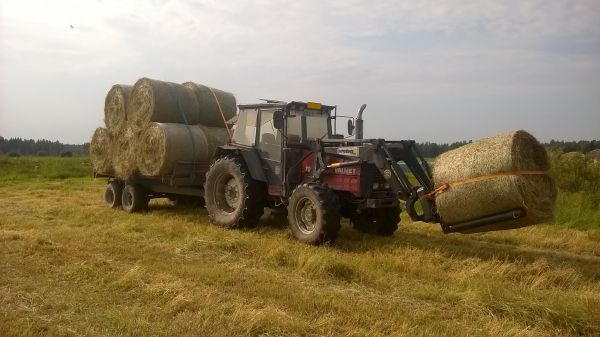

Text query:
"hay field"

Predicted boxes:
[[1, 157, 599, 337]]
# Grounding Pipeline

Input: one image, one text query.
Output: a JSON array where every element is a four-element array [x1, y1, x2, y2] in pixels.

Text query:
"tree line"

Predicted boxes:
[[1, 135, 598, 158], [415, 141, 472, 158], [545, 139, 600, 154], [416, 139, 600, 158], [0, 136, 89, 157]]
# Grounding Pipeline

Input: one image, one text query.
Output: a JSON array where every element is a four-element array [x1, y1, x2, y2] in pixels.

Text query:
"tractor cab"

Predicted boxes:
[[232, 101, 334, 147], [230, 101, 335, 190]]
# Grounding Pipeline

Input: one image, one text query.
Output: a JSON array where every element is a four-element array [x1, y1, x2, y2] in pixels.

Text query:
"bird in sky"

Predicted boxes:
[[70, 25, 74, 29]]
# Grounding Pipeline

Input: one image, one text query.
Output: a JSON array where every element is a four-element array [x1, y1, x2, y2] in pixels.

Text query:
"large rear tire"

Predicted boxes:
[[104, 181, 123, 209], [204, 156, 265, 228], [287, 184, 341, 245], [350, 207, 400, 236], [121, 184, 149, 213]]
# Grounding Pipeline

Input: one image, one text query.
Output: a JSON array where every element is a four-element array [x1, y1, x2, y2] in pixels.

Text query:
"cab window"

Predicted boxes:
[[232, 109, 258, 146], [286, 115, 302, 143], [258, 109, 281, 161]]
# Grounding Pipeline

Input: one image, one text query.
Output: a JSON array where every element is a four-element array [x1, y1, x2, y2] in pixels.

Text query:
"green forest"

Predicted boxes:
[[1, 135, 598, 158]]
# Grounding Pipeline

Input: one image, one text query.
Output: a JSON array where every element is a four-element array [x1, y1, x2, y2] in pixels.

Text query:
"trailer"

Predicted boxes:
[[97, 161, 209, 212]]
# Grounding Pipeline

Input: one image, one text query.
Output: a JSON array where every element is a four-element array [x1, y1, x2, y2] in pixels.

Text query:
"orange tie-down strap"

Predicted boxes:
[[422, 171, 549, 201], [208, 87, 233, 139]]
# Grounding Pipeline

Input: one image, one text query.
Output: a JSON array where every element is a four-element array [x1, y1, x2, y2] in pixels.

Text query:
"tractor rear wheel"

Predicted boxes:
[[204, 156, 265, 228], [350, 207, 400, 236], [121, 184, 149, 213], [287, 184, 341, 245], [104, 181, 123, 209]]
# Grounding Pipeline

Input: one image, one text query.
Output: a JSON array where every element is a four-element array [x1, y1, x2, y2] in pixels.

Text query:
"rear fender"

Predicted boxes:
[[213, 146, 268, 183]]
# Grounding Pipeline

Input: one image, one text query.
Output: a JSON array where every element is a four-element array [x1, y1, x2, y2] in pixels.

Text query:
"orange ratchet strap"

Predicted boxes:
[[208, 87, 233, 139], [422, 170, 548, 201]]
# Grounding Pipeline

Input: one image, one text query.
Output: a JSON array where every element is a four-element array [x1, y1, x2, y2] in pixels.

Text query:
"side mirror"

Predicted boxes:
[[347, 119, 355, 136], [273, 110, 284, 130]]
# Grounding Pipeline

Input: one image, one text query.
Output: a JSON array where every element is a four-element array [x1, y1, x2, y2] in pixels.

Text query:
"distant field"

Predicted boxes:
[[1, 156, 599, 336], [0, 156, 91, 181]]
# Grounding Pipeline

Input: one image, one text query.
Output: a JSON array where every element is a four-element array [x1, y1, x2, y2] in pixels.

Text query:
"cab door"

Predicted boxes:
[[257, 109, 283, 194]]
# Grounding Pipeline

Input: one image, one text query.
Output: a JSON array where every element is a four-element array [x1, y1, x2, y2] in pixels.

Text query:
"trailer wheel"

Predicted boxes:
[[351, 207, 400, 236], [204, 156, 265, 228], [287, 184, 341, 245], [121, 184, 149, 213], [104, 181, 123, 209]]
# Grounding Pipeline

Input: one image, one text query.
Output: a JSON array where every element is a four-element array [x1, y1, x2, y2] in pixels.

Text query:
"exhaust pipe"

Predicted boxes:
[[355, 104, 366, 139]]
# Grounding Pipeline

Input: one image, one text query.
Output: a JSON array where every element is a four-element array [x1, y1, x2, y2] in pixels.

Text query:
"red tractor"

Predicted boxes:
[[204, 101, 520, 244]]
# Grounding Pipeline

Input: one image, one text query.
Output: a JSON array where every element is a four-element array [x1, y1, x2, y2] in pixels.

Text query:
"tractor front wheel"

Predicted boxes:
[[287, 184, 341, 245]]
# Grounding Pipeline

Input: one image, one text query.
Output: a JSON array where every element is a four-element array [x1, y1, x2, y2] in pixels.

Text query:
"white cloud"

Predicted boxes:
[[0, 0, 599, 143]]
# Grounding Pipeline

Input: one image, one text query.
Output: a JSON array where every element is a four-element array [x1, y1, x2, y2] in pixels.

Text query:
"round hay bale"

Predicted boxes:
[[127, 78, 200, 132], [137, 123, 229, 176], [198, 124, 231, 150], [182, 82, 237, 128], [90, 127, 113, 174], [433, 130, 557, 233], [112, 127, 138, 180], [104, 84, 132, 133], [585, 149, 600, 163], [560, 151, 585, 161]]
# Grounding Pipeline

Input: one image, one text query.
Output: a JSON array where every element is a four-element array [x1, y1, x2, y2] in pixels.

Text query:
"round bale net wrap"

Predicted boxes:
[[90, 127, 113, 174], [104, 84, 132, 133], [198, 125, 230, 152], [433, 130, 557, 233], [183, 82, 237, 128], [137, 123, 229, 176], [112, 127, 138, 180], [127, 78, 200, 132]]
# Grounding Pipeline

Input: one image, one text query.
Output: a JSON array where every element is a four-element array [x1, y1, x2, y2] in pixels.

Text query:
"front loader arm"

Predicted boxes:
[[369, 140, 525, 233], [370, 139, 439, 223]]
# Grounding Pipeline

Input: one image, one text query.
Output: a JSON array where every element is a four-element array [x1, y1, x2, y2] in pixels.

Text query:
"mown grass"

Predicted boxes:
[[0, 156, 599, 336]]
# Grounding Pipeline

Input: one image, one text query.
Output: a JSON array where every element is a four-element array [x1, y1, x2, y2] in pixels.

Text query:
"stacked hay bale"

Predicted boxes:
[[104, 84, 132, 134], [90, 78, 235, 179], [90, 127, 113, 174], [136, 123, 229, 176], [432, 130, 557, 233]]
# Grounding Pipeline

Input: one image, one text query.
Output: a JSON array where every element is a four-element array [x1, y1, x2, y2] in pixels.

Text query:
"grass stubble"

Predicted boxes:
[[0, 157, 599, 336]]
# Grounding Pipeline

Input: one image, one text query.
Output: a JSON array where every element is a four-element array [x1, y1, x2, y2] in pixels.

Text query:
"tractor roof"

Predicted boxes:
[[238, 101, 335, 112]]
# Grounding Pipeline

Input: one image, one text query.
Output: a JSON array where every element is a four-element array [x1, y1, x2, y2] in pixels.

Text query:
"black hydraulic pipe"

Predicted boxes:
[[443, 209, 525, 233]]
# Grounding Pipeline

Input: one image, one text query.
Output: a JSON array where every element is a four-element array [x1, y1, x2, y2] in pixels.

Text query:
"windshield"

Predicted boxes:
[[287, 111, 330, 142], [306, 115, 329, 140]]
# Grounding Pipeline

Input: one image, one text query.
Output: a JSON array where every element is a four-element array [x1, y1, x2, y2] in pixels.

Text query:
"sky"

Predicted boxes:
[[0, 0, 599, 144]]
